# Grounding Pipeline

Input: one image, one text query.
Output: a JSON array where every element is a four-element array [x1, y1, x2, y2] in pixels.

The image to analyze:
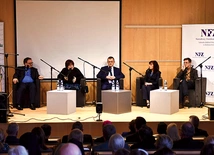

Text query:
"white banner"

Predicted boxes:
[[182, 24, 214, 102], [0, 22, 5, 92]]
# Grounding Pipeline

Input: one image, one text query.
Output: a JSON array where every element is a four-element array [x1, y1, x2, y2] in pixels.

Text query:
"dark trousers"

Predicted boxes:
[[179, 80, 195, 103], [101, 83, 112, 90], [142, 85, 155, 100], [17, 83, 36, 106]]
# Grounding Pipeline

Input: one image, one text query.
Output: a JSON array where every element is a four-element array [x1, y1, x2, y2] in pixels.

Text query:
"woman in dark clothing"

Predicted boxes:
[[58, 59, 84, 90], [142, 60, 161, 108]]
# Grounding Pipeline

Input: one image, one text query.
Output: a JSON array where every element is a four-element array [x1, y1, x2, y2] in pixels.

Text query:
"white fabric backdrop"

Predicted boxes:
[[182, 24, 214, 102], [16, 0, 120, 78]]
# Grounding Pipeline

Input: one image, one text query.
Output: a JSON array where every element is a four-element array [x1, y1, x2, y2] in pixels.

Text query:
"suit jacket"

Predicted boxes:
[[125, 132, 141, 143], [173, 137, 203, 149], [176, 68, 198, 82], [96, 66, 125, 86], [194, 128, 208, 137], [58, 67, 84, 84], [13, 66, 39, 83], [5, 136, 19, 145], [144, 69, 161, 89]]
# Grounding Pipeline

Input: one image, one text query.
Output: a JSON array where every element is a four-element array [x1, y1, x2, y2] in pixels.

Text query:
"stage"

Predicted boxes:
[[2, 105, 214, 139]]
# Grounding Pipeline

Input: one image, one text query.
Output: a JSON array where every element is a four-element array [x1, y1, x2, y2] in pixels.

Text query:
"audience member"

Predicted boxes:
[[19, 132, 41, 155], [204, 135, 214, 145], [189, 115, 208, 137], [200, 144, 214, 155], [122, 119, 136, 137], [166, 123, 180, 141], [154, 147, 176, 155], [54, 143, 82, 155], [108, 133, 126, 154], [115, 148, 130, 155], [68, 129, 84, 155], [93, 124, 116, 151], [8, 145, 28, 155], [41, 124, 52, 143], [5, 123, 19, 145], [155, 134, 173, 150], [157, 122, 167, 134], [62, 121, 93, 146], [94, 120, 112, 143], [173, 122, 203, 149], [126, 117, 146, 143], [0, 128, 10, 152], [31, 127, 50, 151], [130, 149, 148, 155], [130, 125, 155, 150]]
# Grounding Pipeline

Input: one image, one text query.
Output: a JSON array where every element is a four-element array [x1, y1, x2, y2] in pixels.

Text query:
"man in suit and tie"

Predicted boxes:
[[97, 56, 125, 90], [13, 57, 43, 110]]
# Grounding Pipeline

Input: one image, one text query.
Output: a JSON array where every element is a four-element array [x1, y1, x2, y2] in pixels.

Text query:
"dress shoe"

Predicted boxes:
[[146, 100, 150, 108], [184, 96, 191, 108], [30, 104, 36, 110], [17, 105, 23, 110], [179, 104, 184, 109]]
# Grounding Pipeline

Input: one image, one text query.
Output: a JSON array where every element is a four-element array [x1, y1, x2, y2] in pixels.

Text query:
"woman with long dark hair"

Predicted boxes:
[[142, 60, 161, 108]]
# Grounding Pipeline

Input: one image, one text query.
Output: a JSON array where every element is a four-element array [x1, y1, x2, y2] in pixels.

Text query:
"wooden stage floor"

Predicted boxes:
[[8, 105, 209, 123], [3, 105, 214, 138]]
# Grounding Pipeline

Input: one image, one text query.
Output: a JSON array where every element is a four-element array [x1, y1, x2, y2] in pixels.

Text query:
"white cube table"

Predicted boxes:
[[102, 90, 131, 114], [47, 90, 76, 115], [150, 89, 179, 115]]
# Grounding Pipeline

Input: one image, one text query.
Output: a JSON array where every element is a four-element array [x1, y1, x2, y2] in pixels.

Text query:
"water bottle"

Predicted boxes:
[[164, 80, 167, 91], [60, 80, 64, 91], [57, 80, 60, 91], [115, 80, 119, 91], [111, 80, 115, 91]]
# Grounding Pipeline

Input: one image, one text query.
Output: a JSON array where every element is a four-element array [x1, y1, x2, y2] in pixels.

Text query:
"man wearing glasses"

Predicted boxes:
[[176, 57, 198, 108], [97, 56, 125, 90], [13, 57, 43, 110]]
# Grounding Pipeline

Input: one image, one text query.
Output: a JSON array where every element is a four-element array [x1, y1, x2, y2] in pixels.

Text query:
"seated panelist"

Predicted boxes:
[[58, 59, 84, 90], [13, 57, 43, 110], [96, 56, 125, 90], [142, 60, 161, 108], [176, 58, 198, 108]]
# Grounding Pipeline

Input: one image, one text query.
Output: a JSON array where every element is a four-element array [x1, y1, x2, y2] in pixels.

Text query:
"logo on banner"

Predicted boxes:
[[194, 52, 204, 57], [205, 65, 214, 71], [201, 29, 214, 37], [206, 91, 214, 97]]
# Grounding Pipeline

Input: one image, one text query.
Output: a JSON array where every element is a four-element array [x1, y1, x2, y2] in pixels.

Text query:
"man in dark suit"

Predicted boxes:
[[13, 57, 43, 110], [125, 116, 147, 143], [62, 121, 93, 146], [173, 122, 203, 149], [97, 56, 125, 90], [189, 115, 208, 137], [5, 123, 19, 145], [176, 58, 198, 107]]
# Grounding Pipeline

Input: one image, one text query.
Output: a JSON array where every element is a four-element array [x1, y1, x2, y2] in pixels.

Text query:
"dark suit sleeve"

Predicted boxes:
[[114, 67, 125, 79], [75, 68, 84, 84], [152, 71, 161, 86], [97, 67, 108, 79], [58, 68, 66, 80], [193, 69, 198, 81], [176, 69, 185, 79]]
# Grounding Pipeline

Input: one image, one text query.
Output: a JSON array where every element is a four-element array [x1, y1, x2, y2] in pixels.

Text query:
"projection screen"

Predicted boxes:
[[15, 0, 121, 79]]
